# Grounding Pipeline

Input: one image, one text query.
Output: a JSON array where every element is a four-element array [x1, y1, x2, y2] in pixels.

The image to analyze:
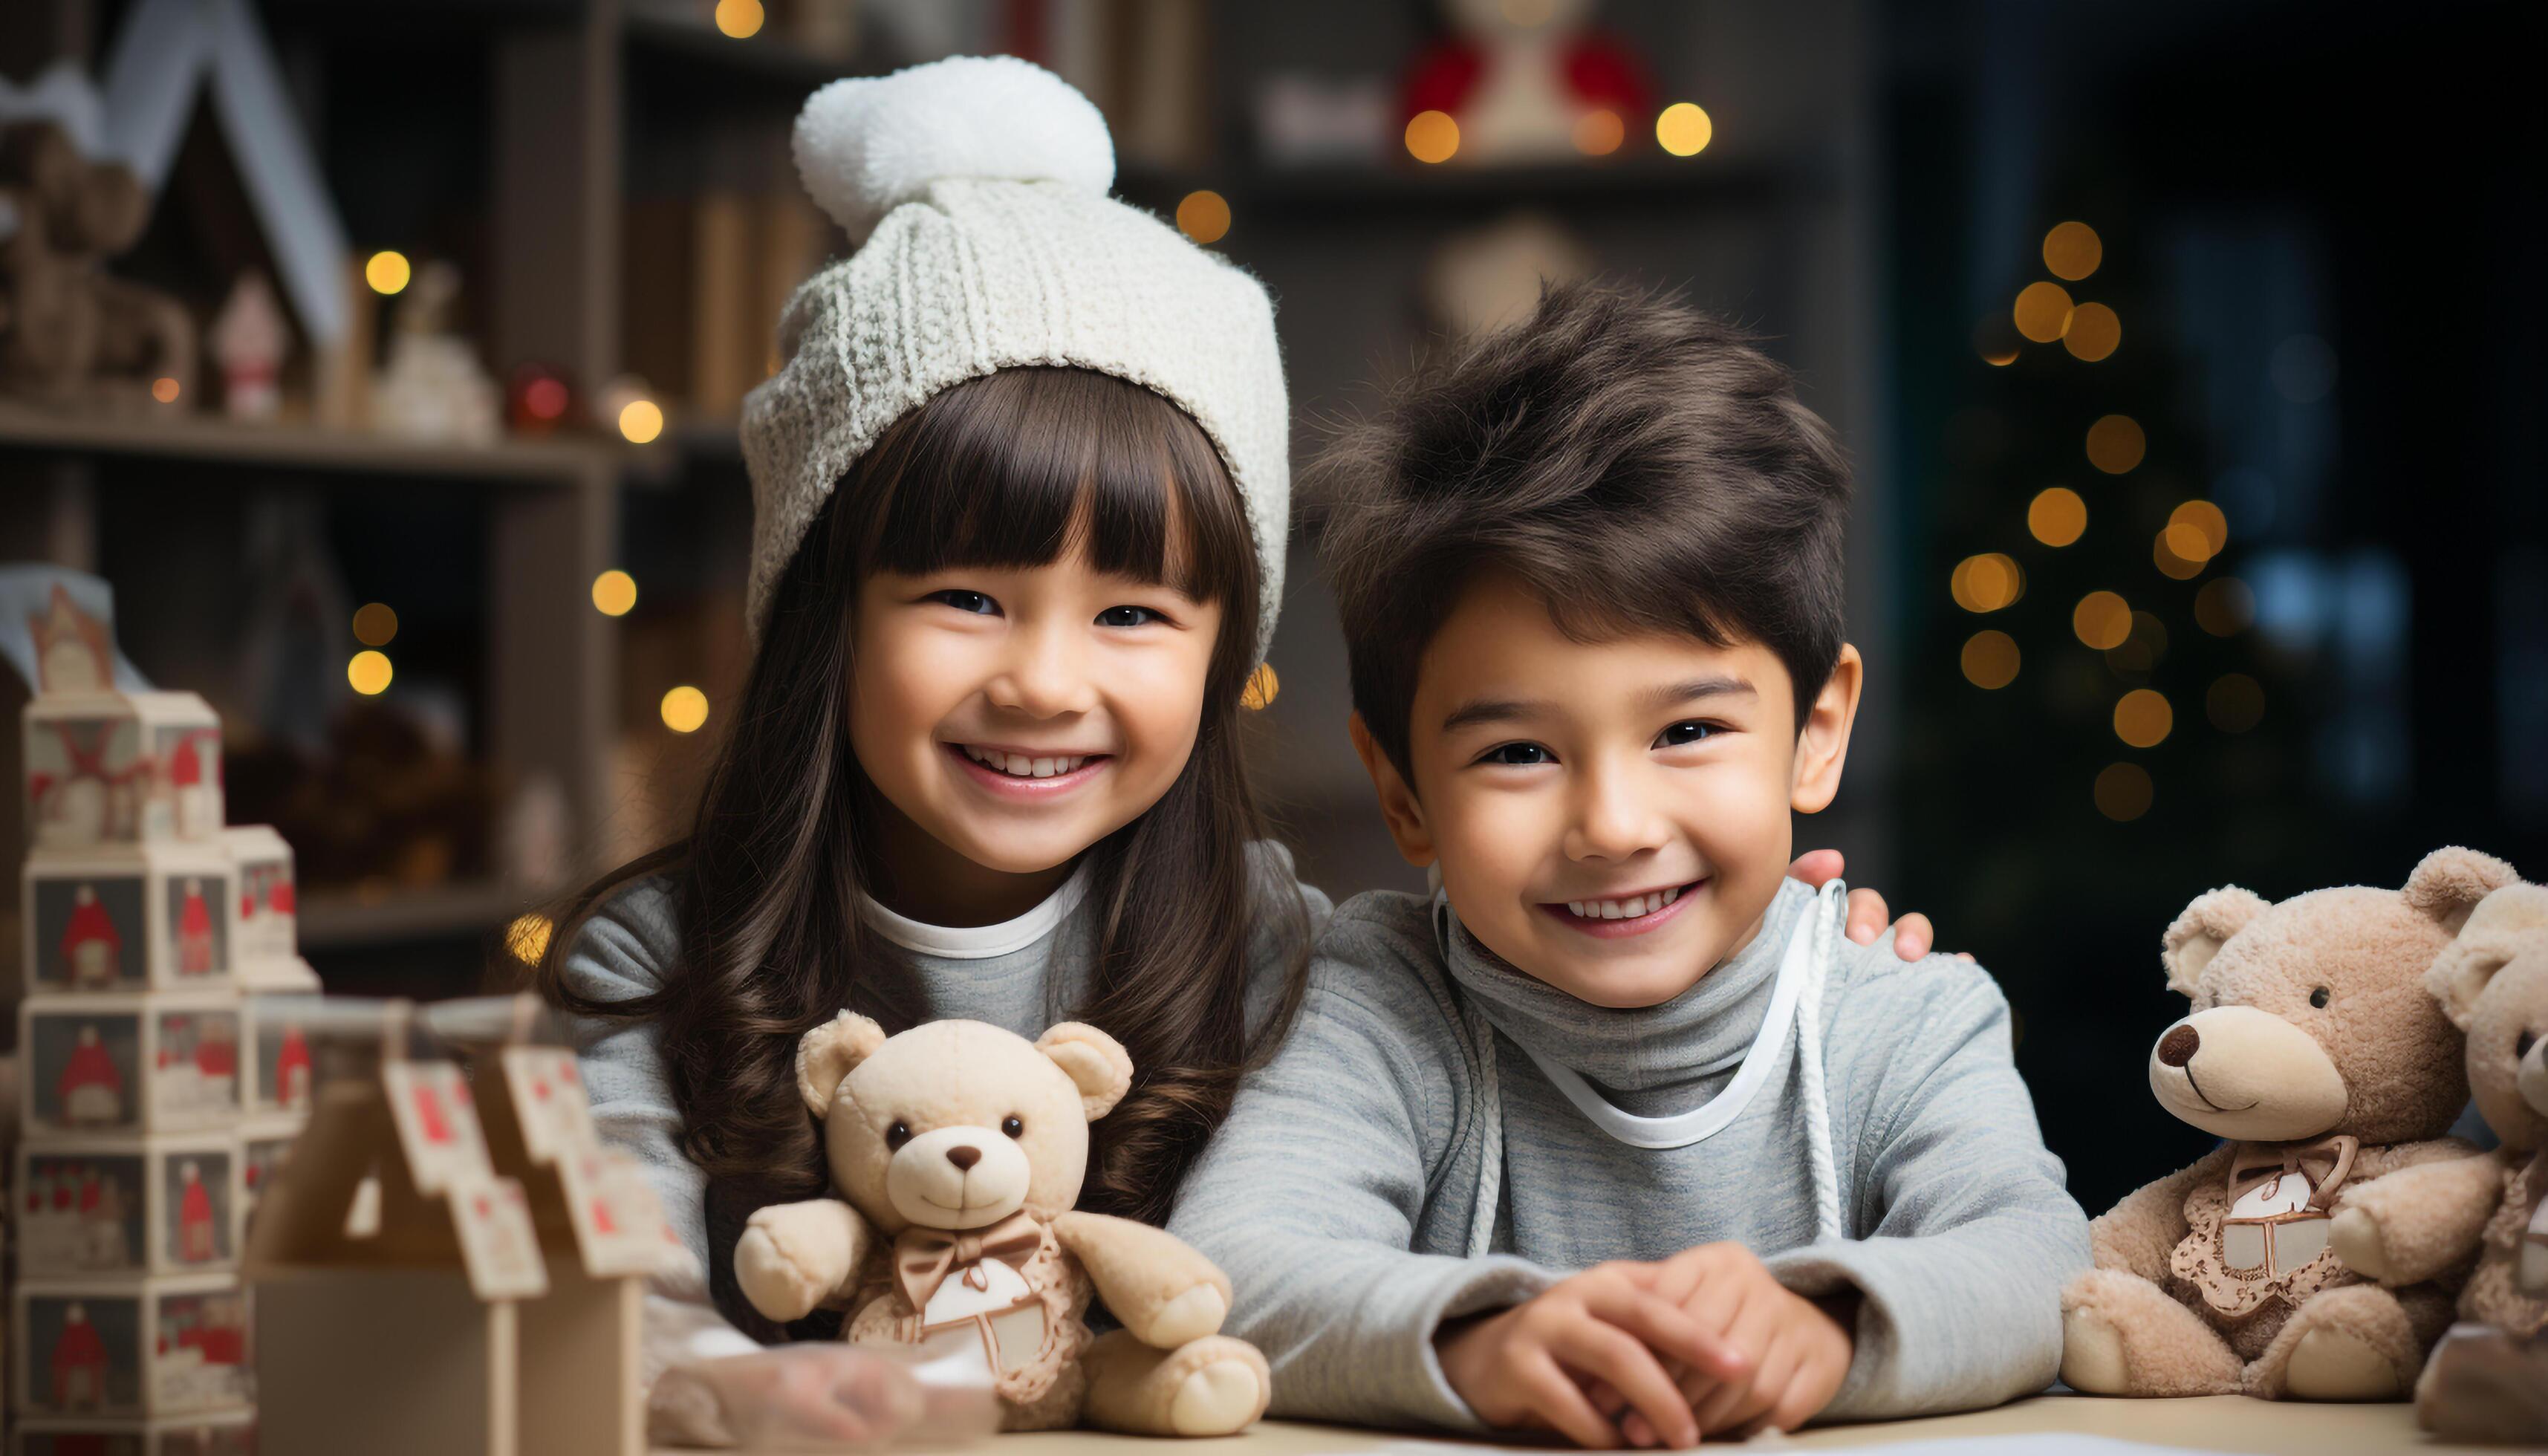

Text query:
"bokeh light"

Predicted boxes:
[[714, 0, 764, 38], [352, 602, 398, 647], [2043, 222, 2103, 281], [661, 686, 709, 734], [2208, 674, 2265, 732], [1950, 553, 2024, 613], [2113, 688, 2174, 747], [2012, 282, 2074, 344], [2105, 611, 2169, 674], [1241, 662, 1281, 711], [2062, 302, 2121, 362], [2085, 415, 2146, 475], [151, 377, 182, 404], [2194, 578, 2255, 636], [365, 250, 411, 295], [1176, 190, 1232, 244], [617, 398, 664, 445], [1405, 110, 1460, 163], [1572, 108, 1625, 156], [1655, 103, 1713, 157], [1961, 631, 2021, 689], [2028, 487, 2087, 547], [524, 376, 570, 422], [2154, 529, 2206, 580], [592, 569, 638, 617], [506, 914, 554, 966], [2169, 500, 2228, 556], [2073, 591, 2131, 650], [2095, 762, 2153, 821], [348, 650, 393, 695]]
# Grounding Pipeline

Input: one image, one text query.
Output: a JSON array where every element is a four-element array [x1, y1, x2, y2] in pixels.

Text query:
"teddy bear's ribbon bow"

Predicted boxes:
[[892, 1211, 1044, 1312]]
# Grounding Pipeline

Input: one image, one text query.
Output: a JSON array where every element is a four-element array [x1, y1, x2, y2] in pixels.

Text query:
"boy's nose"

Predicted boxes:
[[945, 1145, 981, 1171]]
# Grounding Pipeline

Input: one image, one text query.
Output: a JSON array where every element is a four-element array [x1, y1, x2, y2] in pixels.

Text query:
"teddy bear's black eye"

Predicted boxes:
[[2309, 987, 2331, 1010], [2519, 1030, 2538, 1061], [1001, 1116, 1024, 1138], [884, 1121, 912, 1149]]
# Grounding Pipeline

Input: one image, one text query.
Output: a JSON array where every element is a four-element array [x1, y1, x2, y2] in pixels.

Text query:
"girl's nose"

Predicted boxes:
[[987, 625, 1096, 717]]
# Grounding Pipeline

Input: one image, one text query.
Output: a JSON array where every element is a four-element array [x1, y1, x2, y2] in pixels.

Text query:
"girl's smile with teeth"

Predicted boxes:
[[958, 743, 1106, 779]]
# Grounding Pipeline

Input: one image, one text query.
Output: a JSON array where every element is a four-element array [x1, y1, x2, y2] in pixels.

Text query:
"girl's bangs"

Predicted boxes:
[[859, 368, 1253, 606]]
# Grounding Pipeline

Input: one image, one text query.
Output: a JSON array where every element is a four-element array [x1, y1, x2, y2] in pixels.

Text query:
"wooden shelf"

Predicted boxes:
[[1116, 157, 1798, 218], [0, 403, 615, 487], [298, 881, 539, 951]]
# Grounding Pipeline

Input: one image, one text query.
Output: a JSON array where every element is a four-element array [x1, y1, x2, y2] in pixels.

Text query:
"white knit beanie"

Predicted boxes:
[[739, 56, 1290, 662]]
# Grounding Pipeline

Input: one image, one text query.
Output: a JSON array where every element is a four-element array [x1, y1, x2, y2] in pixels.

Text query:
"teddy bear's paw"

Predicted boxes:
[[2284, 1328, 2402, 1401], [1144, 1283, 1229, 1348], [1169, 1354, 1268, 1437], [2326, 1207, 2396, 1284], [2059, 1308, 2132, 1394], [734, 1226, 825, 1322]]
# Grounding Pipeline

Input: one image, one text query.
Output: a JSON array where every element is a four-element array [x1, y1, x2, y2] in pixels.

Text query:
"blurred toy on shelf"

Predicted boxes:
[[505, 361, 576, 436], [1424, 210, 1593, 339], [0, 119, 197, 409], [371, 261, 500, 445], [1401, 0, 1652, 165], [208, 273, 288, 422], [1253, 71, 1392, 167]]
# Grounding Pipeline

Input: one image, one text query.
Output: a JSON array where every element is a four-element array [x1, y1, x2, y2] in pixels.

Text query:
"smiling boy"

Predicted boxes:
[[1169, 285, 2090, 1448]]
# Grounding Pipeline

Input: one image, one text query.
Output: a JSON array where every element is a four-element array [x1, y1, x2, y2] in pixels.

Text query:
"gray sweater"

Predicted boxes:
[[1167, 877, 2090, 1431], [561, 842, 1325, 1380]]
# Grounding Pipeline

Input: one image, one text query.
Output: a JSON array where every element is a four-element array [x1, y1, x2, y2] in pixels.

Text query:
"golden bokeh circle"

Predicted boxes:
[[591, 570, 638, 617], [2095, 761, 2153, 821], [2043, 221, 2103, 282], [2012, 282, 2075, 344], [2113, 688, 2174, 747], [365, 250, 412, 296], [2086, 415, 2146, 475], [1572, 108, 1625, 157], [1656, 103, 1713, 157], [2169, 500, 2229, 556], [2072, 591, 2131, 649], [1405, 110, 1460, 163], [2063, 302, 2121, 362], [1175, 190, 1232, 245], [2028, 487, 2087, 547], [1950, 553, 2024, 613], [2154, 530, 2206, 580], [352, 602, 399, 648], [660, 686, 710, 734], [348, 650, 393, 696], [1961, 630, 2021, 689]]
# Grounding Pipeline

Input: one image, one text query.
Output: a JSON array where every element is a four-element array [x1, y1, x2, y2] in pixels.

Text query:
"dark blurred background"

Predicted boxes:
[[0, 0, 2540, 1215]]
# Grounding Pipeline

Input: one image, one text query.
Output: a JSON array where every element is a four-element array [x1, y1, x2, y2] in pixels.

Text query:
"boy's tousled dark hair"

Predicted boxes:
[[1316, 281, 1852, 776]]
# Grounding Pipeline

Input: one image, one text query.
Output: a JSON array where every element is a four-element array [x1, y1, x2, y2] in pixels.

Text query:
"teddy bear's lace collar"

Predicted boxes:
[[859, 860, 1093, 961]]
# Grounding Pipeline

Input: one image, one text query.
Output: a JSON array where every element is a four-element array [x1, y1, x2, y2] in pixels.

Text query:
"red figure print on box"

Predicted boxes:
[[151, 1012, 240, 1125], [172, 879, 215, 976], [20, 1154, 143, 1273], [267, 1021, 311, 1112], [32, 584, 112, 693], [59, 1025, 128, 1128], [157, 727, 221, 839], [62, 883, 125, 986], [25, 1295, 140, 1415], [153, 1290, 249, 1412], [161, 1154, 233, 1268], [27, 717, 146, 847]]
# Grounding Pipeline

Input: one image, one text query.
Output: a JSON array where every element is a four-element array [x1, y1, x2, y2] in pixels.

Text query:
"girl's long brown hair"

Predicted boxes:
[[536, 368, 1305, 1333]]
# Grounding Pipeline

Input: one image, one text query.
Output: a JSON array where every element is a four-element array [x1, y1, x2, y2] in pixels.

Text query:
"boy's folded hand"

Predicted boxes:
[[1597, 1243, 1853, 1444], [1435, 1261, 1749, 1450]]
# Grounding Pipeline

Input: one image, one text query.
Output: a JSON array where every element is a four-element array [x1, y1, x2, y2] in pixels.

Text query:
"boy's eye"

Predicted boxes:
[[884, 1121, 913, 1149], [1657, 721, 1718, 747], [1095, 605, 1163, 628], [1479, 742, 1553, 767], [928, 590, 998, 616]]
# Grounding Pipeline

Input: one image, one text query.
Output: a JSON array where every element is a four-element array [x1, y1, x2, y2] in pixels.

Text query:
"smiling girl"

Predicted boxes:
[[537, 57, 1928, 1446]]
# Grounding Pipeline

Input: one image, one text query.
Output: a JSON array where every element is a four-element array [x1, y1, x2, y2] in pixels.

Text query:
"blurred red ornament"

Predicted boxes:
[[507, 363, 576, 435], [1401, 0, 1653, 165]]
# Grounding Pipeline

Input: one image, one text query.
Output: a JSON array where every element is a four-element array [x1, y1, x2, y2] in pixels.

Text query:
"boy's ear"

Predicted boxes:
[[1790, 643, 1863, 815], [1349, 712, 1436, 869]]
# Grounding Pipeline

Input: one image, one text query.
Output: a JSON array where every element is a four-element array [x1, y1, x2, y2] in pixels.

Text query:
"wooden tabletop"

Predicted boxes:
[[983, 1397, 2464, 1454]]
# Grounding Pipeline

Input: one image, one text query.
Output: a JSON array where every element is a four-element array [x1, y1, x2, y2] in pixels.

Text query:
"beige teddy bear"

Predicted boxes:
[[2328, 883, 2548, 1441], [2060, 848, 2516, 1400], [733, 1015, 1272, 1436]]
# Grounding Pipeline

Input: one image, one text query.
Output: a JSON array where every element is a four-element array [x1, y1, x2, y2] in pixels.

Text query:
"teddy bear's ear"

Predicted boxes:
[[1034, 1021, 1134, 1122], [2161, 886, 2269, 998], [795, 1011, 886, 1119], [2402, 846, 2521, 933], [2425, 883, 2548, 1032]]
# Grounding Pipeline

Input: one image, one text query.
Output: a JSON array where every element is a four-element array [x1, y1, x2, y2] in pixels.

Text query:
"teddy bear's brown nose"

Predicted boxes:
[[945, 1145, 981, 1171], [2157, 1024, 2200, 1067]]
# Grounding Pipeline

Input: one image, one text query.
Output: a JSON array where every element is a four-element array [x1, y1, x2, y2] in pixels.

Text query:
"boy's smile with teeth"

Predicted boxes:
[[1556, 882, 1692, 922]]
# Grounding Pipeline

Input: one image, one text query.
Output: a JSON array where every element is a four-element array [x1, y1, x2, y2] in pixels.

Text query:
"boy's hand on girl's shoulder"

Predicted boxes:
[[1596, 1242, 1854, 1445], [1435, 1261, 1750, 1450], [1787, 849, 1975, 963]]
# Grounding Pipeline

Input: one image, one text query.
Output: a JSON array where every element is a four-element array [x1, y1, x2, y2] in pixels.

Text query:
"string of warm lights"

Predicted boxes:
[[1955, 221, 2263, 822]]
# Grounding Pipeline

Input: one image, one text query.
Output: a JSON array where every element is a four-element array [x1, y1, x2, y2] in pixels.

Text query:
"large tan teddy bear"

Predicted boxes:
[[2329, 883, 2548, 1442], [2061, 848, 2517, 1400], [733, 1015, 1272, 1436]]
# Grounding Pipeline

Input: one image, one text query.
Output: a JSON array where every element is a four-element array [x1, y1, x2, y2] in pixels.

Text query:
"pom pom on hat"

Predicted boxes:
[[793, 55, 1116, 240]]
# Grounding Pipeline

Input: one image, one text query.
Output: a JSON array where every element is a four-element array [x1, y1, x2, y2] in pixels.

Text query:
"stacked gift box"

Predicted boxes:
[[13, 588, 261, 1455]]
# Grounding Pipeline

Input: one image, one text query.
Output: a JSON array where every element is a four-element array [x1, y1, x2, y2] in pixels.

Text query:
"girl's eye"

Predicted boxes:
[[1657, 721, 1718, 748], [1480, 742, 1553, 767], [884, 1121, 912, 1149], [929, 590, 998, 616], [1095, 605, 1163, 628], [1001, 1116, 1024, 1138]]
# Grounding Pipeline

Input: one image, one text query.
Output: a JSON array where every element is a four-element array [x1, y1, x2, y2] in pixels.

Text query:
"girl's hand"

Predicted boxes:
[[648, 1343, 980, 1450], [1787, 849, 1971, 963], [1434, 1261, 1748, 1449]]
